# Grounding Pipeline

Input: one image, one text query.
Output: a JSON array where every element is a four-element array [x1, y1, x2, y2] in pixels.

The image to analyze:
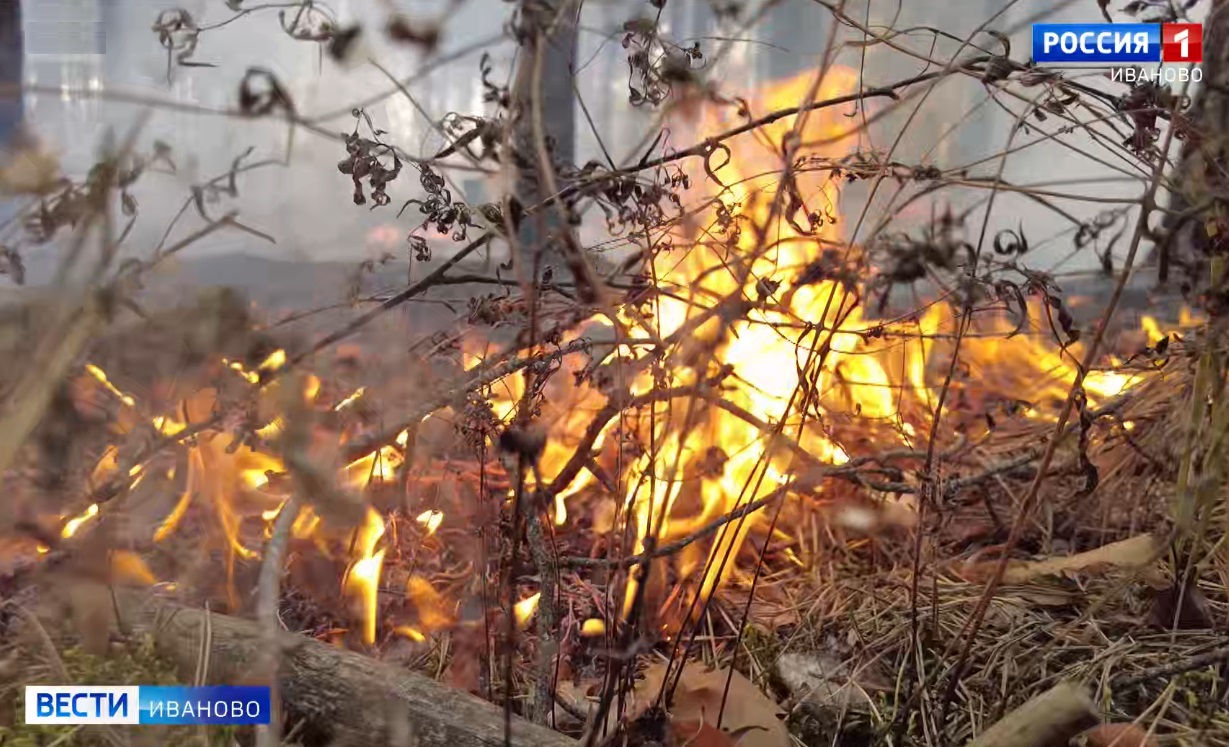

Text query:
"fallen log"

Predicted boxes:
[[965, 681, 1099, 747], [110, 590, 577, 747]]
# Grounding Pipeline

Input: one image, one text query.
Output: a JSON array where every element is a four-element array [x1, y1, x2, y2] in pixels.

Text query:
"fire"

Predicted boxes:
[[84, 363, 135, 407], [463, 66, 1186, 621], [342, 507, 387, 645], [218, 349, 286, 385], [343, 445, 402, 488], [415, 509, 444, 536], [334, 387, 366, 411], [222, 358, 261, 385], [151, 415, 186, 436], [514, 592, 541, 629], [463, 341, 612, 524], [110, 550, 157, 586], [394, 625, 427, 642], [303, 374, 322, 402], [62, 503, 99, 538], [606, 66, 884, 606], [148, 430, 284, 565], [258, 349, 287, 371], [33, 66, 1195, 658], [405, 575, 453, 632], [63, 358, 416, 641]]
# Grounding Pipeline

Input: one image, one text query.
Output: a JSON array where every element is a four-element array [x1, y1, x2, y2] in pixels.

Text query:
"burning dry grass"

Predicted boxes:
[[4, 283, 1216, 746], [709, 344, 1229, 746], [1, 19, 1227, 747]]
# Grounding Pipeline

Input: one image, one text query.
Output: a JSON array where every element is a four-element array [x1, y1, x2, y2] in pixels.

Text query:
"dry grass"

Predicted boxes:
[[712, 341, 1229, 747]]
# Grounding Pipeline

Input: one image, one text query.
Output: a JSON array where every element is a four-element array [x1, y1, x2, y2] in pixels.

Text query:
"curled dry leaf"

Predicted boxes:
[[1083, 723, 1160, 747], [561, 660, 790, 746], [638, 660, 792, 747], [669, 720, 736, 747], [1147, 582, 1213, 630], [959, 533, 1161, 585]]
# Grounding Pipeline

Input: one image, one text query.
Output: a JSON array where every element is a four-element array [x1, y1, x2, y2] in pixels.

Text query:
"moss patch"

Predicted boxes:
[[0, 635, 241, 747]]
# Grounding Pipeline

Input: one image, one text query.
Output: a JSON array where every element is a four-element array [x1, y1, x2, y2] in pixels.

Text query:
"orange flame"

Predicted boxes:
[[415, 509, 444, 536], [514, 592, 540, 629], [76, 357, 415, 641], [84, 363, 135, 407], [459, 66, 1188, 623], [54, 70, 1197, 659], [62, 503, 99, 539], [342, 508, 387, 644]]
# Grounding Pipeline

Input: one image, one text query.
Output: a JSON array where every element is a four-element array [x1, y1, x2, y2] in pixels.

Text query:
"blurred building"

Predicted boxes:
[[10, 0, 1096, 267], [23, 0, 325, 175], [23, 0, 106, 170], [664, 0, 716, 48], [758, 0, 831, 83]]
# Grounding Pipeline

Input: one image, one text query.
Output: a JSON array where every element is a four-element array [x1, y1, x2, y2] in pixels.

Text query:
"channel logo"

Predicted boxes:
[[25, 686, 272, 726], [1033, 23, 1201, 64]]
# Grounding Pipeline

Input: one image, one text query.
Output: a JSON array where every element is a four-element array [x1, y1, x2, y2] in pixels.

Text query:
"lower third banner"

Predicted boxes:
[[25, 685, 272, 725]]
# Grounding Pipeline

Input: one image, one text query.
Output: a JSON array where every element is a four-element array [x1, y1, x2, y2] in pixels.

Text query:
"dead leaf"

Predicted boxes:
[[1083, 723, 1160, 747], [638, 660, 791, 747], [1147, 583, 1213, 630], [669, 720, 735, 747], [719, 587, 800, 630], [960, 534, 1161, 585]]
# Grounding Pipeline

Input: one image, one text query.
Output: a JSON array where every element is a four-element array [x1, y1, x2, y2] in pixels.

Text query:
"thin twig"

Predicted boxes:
[[1114, 642, 1229, 688], [255, 496, 301, 747], [941, 72, 1190, 706], [341, 337, 593, 463], [282, 233, 492, 373], [529, 58, 991, 215]]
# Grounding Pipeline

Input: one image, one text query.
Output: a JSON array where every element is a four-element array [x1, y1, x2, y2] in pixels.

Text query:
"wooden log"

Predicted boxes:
[[111, 590, 576, 747], [965, 681, 1099, 747]]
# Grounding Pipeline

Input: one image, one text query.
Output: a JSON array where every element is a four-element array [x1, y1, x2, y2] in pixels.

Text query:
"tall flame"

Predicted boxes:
[[343, 508, 387, 645], [465, 66, 1184, 620], [46, 63, 1193, 656]]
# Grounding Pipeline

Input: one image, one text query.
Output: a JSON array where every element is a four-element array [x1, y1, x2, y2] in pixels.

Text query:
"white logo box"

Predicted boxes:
[[25, 686, 141, 725]]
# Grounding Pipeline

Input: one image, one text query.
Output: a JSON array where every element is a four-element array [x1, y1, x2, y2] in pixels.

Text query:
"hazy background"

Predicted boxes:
[[9, 0, 1207, 296]]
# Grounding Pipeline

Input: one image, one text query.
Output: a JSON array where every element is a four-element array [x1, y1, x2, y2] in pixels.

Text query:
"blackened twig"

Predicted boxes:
[[1114, 644, 1229, 689], [283, 233, 492, 373]]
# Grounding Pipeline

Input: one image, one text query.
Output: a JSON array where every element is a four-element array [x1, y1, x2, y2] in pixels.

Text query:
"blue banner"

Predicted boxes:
[[26, 686, 272, 725], [139, 686, 272, 725], [1033, 23, 1161, 64]]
